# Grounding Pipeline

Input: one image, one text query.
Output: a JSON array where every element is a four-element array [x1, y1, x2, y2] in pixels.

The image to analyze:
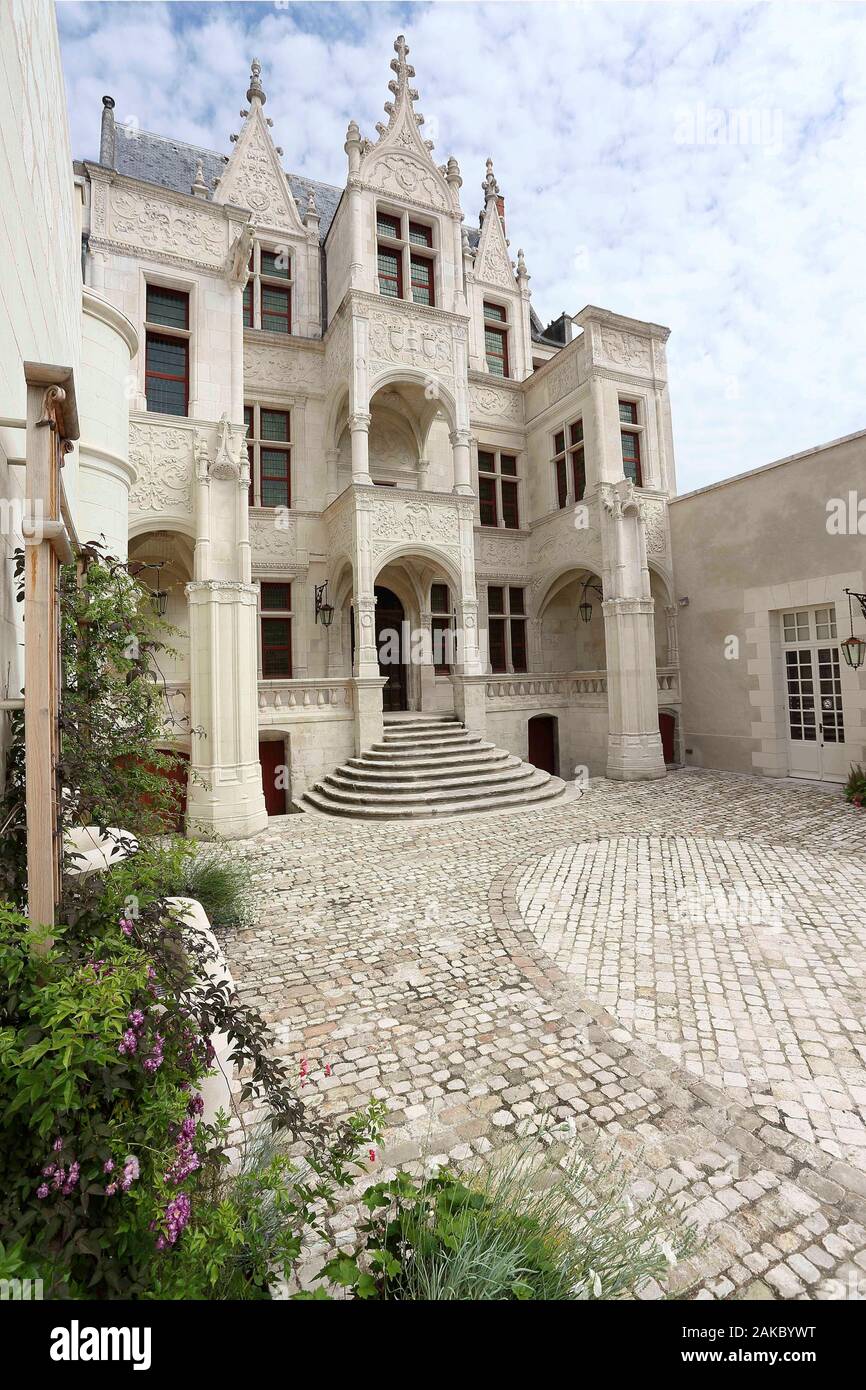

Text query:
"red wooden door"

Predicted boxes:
[[659, 712, 676, 764], [259, 740, 287, 815], [527, 715, 557, 775]]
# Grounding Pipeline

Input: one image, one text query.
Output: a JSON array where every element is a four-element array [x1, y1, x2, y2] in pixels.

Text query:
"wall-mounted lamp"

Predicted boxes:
[[842, 589, 866, 670], [678, 597, 690, 608], [130, 560, 168, 617], [315, 581, 334, 627], [578, 575, 604, 624]]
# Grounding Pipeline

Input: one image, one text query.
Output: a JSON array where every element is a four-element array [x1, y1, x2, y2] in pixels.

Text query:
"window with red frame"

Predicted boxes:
[[376, 246, 402, 298], [260, 582, 292, 679], [478, 448, 519, 528], [483, 302, 509, 378], [245, 404, 291, 508], [619, 400, 642, 486], [486, 585, 527, 673], [244, 246, 292, 333], [145, 286, 190, 417], [410, 254, 434, 306], [430, 582, 453, 674]]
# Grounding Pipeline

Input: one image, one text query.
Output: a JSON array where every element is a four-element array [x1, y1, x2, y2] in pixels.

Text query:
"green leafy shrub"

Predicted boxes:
[[317, 1130, 696, 1301], [88, 838, 254, 932], [844, 763, 866, 808], [0, 898, 383, 1298]]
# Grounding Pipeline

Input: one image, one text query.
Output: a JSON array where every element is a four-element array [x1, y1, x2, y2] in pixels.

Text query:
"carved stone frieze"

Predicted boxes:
[[244, 339, 322, 393], [110, 187, 226, 264], [469, 383, 523, 424], [129, 422, 193, 514]]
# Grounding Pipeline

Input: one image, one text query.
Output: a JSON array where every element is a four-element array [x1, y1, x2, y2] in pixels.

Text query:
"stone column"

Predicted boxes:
[[349, 411, 372, 485], [600, 482, 665, 781], [186, 580, 269, 836], [450, 427, 472, 495], [603, 596, 665, 780]]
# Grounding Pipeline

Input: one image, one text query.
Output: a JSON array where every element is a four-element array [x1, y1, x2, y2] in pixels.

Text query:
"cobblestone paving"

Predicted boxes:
[[222, 769, 866, 1300]]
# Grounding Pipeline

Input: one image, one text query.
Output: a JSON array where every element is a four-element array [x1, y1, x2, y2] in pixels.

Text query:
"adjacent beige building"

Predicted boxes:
[[671, 431, 866, 783]]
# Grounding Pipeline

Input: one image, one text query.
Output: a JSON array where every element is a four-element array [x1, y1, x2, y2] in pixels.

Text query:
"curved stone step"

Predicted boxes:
[[302, 775, 567, 820], [335, 753, 524, 785], [324, 761, 535, 796], [347, 756, 511, 778], [381, 727, 475, 745], [365, 737, 491, 760]]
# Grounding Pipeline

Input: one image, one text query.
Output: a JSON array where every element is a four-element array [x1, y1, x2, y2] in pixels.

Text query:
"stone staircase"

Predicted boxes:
[[302, 712, 567, 820]]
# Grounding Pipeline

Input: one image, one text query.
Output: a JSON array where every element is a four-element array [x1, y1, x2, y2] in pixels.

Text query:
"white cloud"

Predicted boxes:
[[58, 0, 866, 490]]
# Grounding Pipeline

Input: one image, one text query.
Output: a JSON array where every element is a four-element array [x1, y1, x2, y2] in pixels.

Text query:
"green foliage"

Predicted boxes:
[[97, 838, 254, 931], [0, 896, 385, 1299], [0, 544, 193, 908], [59, 543, 191, 841], [844, 763, 866, 808], [316, 1129, 696, 1301]]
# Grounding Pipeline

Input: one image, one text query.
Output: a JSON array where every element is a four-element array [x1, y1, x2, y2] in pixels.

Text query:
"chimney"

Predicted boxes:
[[100, 95, 116, 168]]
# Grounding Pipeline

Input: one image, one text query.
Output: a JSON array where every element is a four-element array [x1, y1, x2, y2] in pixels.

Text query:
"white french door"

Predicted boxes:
[[782, 607, 849, 781]]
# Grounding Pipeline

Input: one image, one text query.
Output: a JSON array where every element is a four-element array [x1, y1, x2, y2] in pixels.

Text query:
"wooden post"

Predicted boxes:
[[22, 364, 78, 933]]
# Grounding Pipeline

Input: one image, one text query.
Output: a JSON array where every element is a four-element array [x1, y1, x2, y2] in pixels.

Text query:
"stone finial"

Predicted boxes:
[[482, 157, 500, 202], [247, 57, 266, 106], [304, 189, 320, 230], [100, 94, 116, 168], [516, 247, 529, 280], [191, 159, 209, 199], [444, 155, 462, 190]]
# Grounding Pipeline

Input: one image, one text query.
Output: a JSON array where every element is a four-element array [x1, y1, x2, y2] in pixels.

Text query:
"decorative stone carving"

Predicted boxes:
[[369, 495, 459, 546], [249, 511, 298, 561], [129, 422, 193, 513], [210, 414, 242, 480], [110, 189, 225, 264], [366, 153, 449, 211], [368, 304, 454, 375], [544, 353, 579, 407], [469, 384, 523, 424], [475, 204, 514, 289], [598, 328, 651, 374], [641, 500, 667, 555], [475, 531, 527, 571], [244, 340, 321, 392]]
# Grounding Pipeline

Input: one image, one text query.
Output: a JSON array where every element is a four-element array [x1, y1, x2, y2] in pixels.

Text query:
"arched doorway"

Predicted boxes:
[[528, 715, 559, 775], [375, 586, 407, 711]]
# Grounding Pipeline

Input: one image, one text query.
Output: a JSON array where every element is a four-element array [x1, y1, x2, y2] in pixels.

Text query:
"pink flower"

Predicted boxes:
[[368, 1149, 376, 1164], [103, 1159, 115, 1173], [36, 1184, 49, 1199], [324, 1064, 332, 1077], [120, 917, 134, 937]]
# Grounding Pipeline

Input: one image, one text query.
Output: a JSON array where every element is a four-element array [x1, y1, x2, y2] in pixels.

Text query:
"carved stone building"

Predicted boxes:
[[72, 37, 684, 832]]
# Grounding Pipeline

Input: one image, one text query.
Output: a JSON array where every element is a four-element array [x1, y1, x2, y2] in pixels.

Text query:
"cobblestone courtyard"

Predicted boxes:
[[223, 770, 866, 1300]]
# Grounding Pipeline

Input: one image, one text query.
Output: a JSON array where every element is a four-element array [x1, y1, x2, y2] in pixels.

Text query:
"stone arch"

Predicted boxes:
[[532, 565, 606, 675], [372, 543, 463, 598]]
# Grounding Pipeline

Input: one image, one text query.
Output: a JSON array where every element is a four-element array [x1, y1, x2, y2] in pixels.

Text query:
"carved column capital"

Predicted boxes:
[[349, 411, 371, 433]]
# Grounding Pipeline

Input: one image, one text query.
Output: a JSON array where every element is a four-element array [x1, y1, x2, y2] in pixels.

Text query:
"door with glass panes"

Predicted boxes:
[[781, 607, 848, 781]]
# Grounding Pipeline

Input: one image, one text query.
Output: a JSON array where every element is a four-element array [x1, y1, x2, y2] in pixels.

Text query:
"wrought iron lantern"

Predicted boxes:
[[841, 589, 866, 670], [578, 575, 604, 624], [130, 560, 168, 617], [314, 581, 334, 627]]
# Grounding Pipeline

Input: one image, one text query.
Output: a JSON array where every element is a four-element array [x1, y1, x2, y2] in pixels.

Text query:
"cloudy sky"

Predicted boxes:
[[58, 0, 866, 493]]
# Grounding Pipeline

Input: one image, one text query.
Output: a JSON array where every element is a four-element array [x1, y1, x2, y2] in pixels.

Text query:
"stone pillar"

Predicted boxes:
[[450, 428, 472, 495], [186, 580, 269, 836], [603, 596, 665, 780], [419, 608, 436, 710], [349, 411, 372, 485], [352, 592, 379, 678]]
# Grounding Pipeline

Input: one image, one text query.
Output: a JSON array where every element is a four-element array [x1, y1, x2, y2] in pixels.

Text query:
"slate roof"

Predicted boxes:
[[109, 124, 343, 242]]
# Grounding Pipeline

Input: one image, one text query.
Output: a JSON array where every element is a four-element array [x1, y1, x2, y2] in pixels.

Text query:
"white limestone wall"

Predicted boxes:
[[78, 290, 138, 557], [0, 0, 82, 766]]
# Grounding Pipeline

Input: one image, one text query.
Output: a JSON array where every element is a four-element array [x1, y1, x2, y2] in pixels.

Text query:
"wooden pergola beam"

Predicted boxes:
[[22, 362, 79, 933]]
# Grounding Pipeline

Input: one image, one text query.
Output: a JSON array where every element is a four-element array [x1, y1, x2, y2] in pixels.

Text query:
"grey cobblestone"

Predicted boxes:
[[220, 769, 866, 1299]]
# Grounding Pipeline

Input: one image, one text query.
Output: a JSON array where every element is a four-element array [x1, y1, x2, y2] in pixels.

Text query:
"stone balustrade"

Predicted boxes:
[[485, 667, 681, 707], [257, 678, 354, 717]]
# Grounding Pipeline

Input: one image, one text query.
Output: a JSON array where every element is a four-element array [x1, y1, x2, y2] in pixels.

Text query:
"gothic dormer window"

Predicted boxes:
[[376, 207, 436, 307], [483, 300, 509, 377]]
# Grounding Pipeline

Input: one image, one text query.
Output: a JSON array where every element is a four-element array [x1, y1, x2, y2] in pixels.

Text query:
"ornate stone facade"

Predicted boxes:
[[84, 35, 680, 824]]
